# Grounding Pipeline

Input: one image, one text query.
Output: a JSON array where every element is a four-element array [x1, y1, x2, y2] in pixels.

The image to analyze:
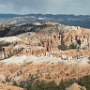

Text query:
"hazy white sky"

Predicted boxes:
[[0, 0, 90, 15]]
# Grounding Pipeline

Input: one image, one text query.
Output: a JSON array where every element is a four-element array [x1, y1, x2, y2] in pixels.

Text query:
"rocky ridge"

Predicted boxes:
[[0, 22, 90, 60], [0, 22, 90, 89]]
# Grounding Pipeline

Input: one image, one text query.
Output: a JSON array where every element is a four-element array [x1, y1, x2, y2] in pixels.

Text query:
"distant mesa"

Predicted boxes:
[[0, 14, 90, 28]]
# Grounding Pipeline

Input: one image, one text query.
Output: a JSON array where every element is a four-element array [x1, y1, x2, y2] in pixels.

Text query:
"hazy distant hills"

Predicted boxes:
[[0, 14, 90, 28]]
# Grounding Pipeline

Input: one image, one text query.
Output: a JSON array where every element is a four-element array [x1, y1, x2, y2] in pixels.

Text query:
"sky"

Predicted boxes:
[[0, 0, 90, 15]]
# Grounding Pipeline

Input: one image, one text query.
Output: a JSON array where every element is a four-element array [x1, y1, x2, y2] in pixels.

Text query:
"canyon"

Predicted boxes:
[[0, 22, 90, 89]]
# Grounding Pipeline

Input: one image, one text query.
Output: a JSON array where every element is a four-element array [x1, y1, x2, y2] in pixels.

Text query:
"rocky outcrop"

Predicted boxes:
[[0, 22, 90, 60], [0, 83, 24, 90], [66, 83, 86, 90]]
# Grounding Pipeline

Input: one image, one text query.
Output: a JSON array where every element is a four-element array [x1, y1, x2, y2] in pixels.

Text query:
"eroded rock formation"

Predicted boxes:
[[0, 22, 90, 60]]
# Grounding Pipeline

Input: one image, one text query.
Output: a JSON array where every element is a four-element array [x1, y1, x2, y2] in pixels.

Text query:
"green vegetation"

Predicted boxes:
[[69, 43, 77, 49], [12, 75, 90, 90], [0, 28, 10, 37], [78, 75, 90, 90]]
